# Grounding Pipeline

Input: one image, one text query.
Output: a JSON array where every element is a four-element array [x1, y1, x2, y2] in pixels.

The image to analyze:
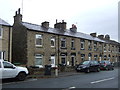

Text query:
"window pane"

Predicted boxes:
[[36, 34, 42, 46], [61, 38, 66, 48], [71, 40, 74, 48], [61, 55, 66, 65], [35, 54, 42, 65], [51, 37, 55, 47], [3, 62, 13, 68], [81, 40, 85, 49], [35, 58, 42, 65]]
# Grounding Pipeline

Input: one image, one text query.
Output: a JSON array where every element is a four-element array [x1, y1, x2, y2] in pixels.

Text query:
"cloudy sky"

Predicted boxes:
[[0, 0, 119, 42]]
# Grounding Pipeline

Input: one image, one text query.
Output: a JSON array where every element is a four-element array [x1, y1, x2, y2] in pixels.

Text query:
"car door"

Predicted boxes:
[[0, 61, 2, 79], [89, 61, 94, 71], [2, 61, 17, 78], [94, 61, 99, 71]]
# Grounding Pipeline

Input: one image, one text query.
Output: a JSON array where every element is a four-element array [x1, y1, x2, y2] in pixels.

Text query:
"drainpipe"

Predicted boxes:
[[58, 35, 60, 66], [8, 26, 11, 62]]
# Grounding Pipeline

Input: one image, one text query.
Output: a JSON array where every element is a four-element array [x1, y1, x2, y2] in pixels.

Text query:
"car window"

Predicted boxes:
[[94, 61, 98, 65], [3, 62, 14, 68], [100, 61, 105, 64], [82, 61, 90, 65], [90, 61, 94, 65], [0, 62, 1, 68]]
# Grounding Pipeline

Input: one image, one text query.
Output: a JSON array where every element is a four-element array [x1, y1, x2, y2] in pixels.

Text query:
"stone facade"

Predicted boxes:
[[0, 19, 12, 62], [12, 9, 120, 67]]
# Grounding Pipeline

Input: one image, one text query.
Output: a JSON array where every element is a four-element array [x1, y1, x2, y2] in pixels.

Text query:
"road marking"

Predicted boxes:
[[91, 77, 115, 84], [2, 79, 37, 85], [62, 86, 76, 90], [69, 86, 76, 89]]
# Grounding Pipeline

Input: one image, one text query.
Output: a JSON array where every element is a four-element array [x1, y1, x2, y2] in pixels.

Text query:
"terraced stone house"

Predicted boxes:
[[12, 9, 120, 67], [0, 18, 12, 62]]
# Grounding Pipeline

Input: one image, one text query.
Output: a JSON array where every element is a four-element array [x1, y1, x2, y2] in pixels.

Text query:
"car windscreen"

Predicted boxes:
[[100, 61, 105, 64], [82, 61, 90, 65]]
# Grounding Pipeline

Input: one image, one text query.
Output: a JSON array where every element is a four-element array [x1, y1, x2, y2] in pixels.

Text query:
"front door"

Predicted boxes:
[[51, 56, 55, 67], [71, 56, 75, 66]]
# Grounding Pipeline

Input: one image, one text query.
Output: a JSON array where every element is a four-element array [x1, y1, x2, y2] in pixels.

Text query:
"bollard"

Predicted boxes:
[[55, 65, 58, 77]]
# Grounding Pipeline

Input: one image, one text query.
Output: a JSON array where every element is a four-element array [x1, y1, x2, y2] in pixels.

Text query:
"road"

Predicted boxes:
[[2, 68, 119, 89]]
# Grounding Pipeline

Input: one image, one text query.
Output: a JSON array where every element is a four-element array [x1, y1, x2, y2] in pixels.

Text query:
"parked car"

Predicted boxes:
[[76, 60, 100, 73], [0, 59, 29, 81], [99, 60, 114, 70]]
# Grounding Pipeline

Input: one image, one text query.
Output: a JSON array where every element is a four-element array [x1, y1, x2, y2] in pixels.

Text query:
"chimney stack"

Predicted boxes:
[[90, 33, 97, 37], [70, 24, 77, 32], [105, 34, 110, 40], [54, 20, 66, 30], [41, 21, 49, 29], [98, 35, 104, 39], [14, 8, 22, 24]]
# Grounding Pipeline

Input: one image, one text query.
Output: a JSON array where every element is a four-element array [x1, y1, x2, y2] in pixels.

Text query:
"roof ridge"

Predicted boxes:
[[22, 22, 41, 26], [0, 18, 11, 26], [22, 21, 105, 42]]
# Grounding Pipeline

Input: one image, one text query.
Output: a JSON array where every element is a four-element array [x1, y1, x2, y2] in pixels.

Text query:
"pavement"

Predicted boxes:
[[27, 67, 119, 79], [27, 70, 81, 79]]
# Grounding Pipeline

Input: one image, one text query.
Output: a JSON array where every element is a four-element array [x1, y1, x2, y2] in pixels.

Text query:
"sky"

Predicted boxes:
[[0, 0, 119, 42]]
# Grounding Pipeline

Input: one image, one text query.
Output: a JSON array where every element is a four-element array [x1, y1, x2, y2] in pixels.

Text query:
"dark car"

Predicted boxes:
[[76, 60, 100, 73], [99, 60, 114, 70]]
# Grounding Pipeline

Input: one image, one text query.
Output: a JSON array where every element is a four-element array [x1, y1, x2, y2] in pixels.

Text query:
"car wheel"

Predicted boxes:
[[16, 72, 26, 81], [106, 67, 109, 71], [86, 69, 90, 73], [111, 67, 114, 70], [97, 68, 100, 72]]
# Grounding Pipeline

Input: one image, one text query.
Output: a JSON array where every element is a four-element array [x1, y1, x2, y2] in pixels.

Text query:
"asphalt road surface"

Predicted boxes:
[[2, 68, 119, 89]]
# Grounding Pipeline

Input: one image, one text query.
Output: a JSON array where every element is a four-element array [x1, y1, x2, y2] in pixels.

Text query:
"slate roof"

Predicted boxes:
[[104, 39, 120, 45], [22, 22, 105, 42], [0, 18, 11, 26]]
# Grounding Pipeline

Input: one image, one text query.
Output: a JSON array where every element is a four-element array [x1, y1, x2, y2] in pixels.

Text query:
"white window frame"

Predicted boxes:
[[71, 39, 75, 48], [0, 27, 3, 39], [51, 37, 55, 47], [35, 34, 43, 47], [81, 54, 85, 61], [35, 54, 43, 68], [81, 40, 85, 50], [61, 38, 66, 48]]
